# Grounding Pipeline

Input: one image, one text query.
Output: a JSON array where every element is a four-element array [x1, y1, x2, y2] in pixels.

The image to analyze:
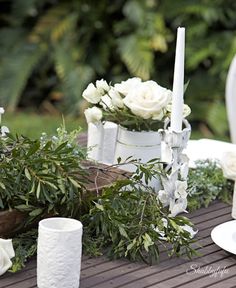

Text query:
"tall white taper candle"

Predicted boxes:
[[170, 27, 185, 132]]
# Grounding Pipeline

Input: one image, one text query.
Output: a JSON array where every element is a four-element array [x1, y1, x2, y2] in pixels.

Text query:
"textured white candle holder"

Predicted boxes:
[[158, 119, 191, 216], [37, 217, 83, 288]]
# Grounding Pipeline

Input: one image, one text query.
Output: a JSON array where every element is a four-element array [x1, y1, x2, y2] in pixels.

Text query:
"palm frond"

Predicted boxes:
[[117, 35, 153, 80], [0, 43, 45, 111], [29, 3, 72, 42], [54, 43, 94, 113]]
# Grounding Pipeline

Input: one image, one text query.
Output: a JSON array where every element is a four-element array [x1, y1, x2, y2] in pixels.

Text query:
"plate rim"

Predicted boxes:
[[211, 220, 236, 255]]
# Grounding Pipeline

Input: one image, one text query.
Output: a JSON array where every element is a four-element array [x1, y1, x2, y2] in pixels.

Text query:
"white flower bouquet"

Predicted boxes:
[[83, 77, 190, 131]]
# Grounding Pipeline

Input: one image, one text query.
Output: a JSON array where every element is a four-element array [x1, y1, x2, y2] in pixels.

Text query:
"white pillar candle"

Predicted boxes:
[[170, 27, 185, 132]]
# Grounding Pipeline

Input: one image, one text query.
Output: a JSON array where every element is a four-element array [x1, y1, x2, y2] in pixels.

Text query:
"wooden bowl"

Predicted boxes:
[[0, 209, 27, 238], [0, 162, 130, 237]]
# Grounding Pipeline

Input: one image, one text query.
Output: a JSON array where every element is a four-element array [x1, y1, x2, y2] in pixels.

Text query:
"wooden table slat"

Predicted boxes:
[[1, 199, 235, 288], [205, 273, 236, 288]]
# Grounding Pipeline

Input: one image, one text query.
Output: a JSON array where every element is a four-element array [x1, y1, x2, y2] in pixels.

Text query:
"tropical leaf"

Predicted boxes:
[[0, 42, 45, 111], [117, 35, 153, 80]]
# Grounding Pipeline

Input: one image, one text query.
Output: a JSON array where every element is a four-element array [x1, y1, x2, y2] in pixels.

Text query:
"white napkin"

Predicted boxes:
[[185, 139, 236, 167]]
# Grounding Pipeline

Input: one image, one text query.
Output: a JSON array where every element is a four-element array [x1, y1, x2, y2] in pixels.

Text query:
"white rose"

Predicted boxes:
[[84, 107, 103, 124], [152, 110, 164, 121], [109, 88, 124, 109], [174, 180, 188, 199], [0, 238, 15, 276], [123, 80, 172, 120], [82, 83, 103, 104], [0, 107, 5, 114], [183, 104, 191, 117], [221, 151, 236, 180], [114, 77, 142, 96], [166, 103, 191, 118], [100, 94, 114, 111], [96, 79, 110, 93]]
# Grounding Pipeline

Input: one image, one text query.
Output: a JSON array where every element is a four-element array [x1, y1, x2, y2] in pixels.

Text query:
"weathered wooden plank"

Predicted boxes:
[[191, 206, 231, 224], [80, 244, 226, 288], [188, 201, 230, 219], [205, 273, 236, 288], [0, 268, 36, 287], [194, 213, 232, 232], [163, 261, 236, 288], [1, 276, 37, 288], [81, 256, 115, 271], [81, 259, 136, 278], [80, 227, 219, 288]]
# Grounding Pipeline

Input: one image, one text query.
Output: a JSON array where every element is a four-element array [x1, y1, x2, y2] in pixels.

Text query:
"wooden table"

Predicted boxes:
[[1, 200, 236, 288]]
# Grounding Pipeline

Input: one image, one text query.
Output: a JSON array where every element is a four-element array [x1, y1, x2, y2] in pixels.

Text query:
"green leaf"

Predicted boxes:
[[36, 182, 41, 199], [0, 182, 6, 190], [118, 225, 129, 239], [94, 202, 104, 211], [29, 208, 43, 217], [54, 142, 67, 152], [0, 197, 4, 209], [42, 188, 53, 203], [126, 239, 136, 254], [24, 168, 31, 181], [143, 233, 154, 252], [44, 181, 58, 190], [68, 177, 81, 188], [26, 141, 40, 157], [14, 204, 35, 211]]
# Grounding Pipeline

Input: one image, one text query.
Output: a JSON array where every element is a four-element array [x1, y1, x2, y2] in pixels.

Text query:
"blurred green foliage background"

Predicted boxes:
[[0, 0, 235, 139]]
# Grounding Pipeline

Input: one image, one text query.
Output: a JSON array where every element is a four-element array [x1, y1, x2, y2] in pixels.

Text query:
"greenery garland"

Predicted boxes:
[[188, 160, 234, 211], [9, 158, 234, 272]]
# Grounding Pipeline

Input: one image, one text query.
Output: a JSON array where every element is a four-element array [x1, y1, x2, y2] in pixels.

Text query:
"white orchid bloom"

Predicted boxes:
[[169, 198, 188, 217], [181, 224, 198, 238], [157, 190, 171, 207], [174, 180, 188, 199]]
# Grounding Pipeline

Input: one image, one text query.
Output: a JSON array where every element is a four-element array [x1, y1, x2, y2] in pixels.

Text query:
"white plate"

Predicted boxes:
[[211, 220, 236, 255]]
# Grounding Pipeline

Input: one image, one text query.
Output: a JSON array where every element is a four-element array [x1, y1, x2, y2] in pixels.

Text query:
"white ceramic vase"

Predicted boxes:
[[87, 121, 118, 164], [114, 126, 162, 190], [37, 217, 83, 288], [87, 122, 104, 161]]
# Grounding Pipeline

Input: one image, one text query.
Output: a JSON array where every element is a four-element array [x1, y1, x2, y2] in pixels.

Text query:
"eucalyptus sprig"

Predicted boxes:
[[82, 160, 197, 264], [10, 229, 38, 272], [10, 158, 233, 271]]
